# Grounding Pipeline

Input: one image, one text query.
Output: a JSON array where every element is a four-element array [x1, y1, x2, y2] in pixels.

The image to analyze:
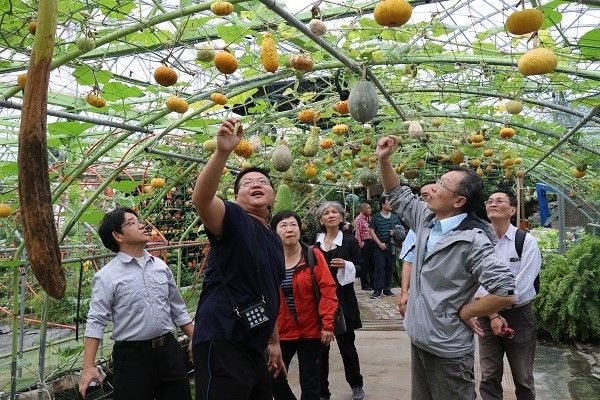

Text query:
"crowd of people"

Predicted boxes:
[[79, 118, 542, 400]]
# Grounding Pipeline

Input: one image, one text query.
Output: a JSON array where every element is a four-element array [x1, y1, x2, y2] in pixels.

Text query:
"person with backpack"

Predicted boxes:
[[476, 189, 542, 400], [270, 210, 338, 400]]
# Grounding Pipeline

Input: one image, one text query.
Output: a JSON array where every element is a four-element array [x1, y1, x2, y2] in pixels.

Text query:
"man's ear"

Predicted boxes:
[[112, 230, 124, 245], [453, 196, 467, 210]]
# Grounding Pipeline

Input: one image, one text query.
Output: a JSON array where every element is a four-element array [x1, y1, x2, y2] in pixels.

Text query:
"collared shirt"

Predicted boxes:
[[400, 229, 416, 263], [426, 213, 467, 256], [353, 213, 371, 247], [476, 224, 541, 305], [315, 231, 357, 285], [85, 251, 192, 341]]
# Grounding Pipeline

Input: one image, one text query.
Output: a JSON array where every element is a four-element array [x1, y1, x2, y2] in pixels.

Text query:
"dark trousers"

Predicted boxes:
[[112, 333, 191, 400], [372, 246, 394, 293], [272, 339, 322, 400], [320, 330, 363, 399], [193, 340, 272, 400], [411, 343, 475, 400], [359, 240, 374, 288], [479, 303, 537, 400]]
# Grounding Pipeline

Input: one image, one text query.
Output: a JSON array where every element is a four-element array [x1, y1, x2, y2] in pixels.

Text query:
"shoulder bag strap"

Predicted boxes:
[[209, 248, 243, 316], [514, 228, 526, 259], [306, 245, 323, 327]]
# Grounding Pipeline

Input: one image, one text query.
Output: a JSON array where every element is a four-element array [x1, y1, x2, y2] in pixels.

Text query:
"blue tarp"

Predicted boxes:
[[536, 182, 557, 227]]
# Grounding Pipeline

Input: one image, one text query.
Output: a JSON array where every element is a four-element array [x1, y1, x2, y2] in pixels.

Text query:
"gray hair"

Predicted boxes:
[[314, 201, 347, 231]]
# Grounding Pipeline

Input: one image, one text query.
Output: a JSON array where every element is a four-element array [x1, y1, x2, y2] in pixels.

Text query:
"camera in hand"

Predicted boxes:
[[85, 380, 104, 400]]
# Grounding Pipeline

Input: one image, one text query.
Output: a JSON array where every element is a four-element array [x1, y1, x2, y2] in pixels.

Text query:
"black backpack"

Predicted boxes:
[[515, 228, 539, 293]]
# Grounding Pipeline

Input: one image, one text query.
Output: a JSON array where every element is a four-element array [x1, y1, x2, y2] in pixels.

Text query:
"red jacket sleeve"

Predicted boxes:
[[312, 247, 338, 332]]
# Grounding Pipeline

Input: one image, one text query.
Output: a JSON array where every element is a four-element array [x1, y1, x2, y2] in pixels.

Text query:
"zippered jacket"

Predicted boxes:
[[277, 245, 338, 340], [386, 185, 515, 358]]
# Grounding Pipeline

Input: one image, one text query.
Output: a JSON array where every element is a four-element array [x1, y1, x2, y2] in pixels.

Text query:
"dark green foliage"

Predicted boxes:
[[534, 235, 600, 342]]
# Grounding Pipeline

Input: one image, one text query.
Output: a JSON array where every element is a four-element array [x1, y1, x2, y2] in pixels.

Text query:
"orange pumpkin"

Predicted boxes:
[[154, 66, 178, 87], [214, 51, 238, 74], [210, 92, 228, 105], [298, 109, 319, 123]]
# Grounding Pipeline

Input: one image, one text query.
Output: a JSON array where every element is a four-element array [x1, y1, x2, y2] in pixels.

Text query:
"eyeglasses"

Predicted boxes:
[[484, 199, 510, 206], [239, 178, 271, 188], [121, 219, 142, 228], [436, 179, 460, 195]]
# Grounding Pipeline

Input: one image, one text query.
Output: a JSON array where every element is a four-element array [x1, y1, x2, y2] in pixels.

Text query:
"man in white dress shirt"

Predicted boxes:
[[80, 207, 194, 399], [476, 189, 542, 400]]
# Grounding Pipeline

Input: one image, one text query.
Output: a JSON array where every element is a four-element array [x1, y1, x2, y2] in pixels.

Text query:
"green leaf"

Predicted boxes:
[[109, 180, 141, 193], [541, 8, 562, 29], [381, 30, 411, 43], [476, 26, 504, 40], [228, 89, 258, 105], [216, 25, 246, 44], [99, 0, 137, 20], [572, 97, 600, 107], [0, 162, 18, 176], [47, 121, 94, 137], [579, 28, 600, 61], [248, 99, 269, 114], [471, 40, 499, 56], [101, 82, 144, 101], [72, 66, 113, 86], [0, 260, 24, 269], [78, 209, 105, 225]]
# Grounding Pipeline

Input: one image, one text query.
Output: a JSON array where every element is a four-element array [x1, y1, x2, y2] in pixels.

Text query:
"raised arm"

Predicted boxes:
[[376, 136, 401, 192], [191, 118, 242, 236]]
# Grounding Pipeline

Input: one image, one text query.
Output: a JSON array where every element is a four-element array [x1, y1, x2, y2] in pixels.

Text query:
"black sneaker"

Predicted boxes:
[[383, 290, 395, 297], [352, 387, 366, 400], [370, 292, 381, 299]]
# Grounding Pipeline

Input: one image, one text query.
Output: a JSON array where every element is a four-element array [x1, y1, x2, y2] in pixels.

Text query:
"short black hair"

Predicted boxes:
[[491, 188, 518, 207], [98, 207, 137, 253], [452, 167, 484, 213], [379, 196, 388, 207], [233, 167, 272, 195], [270, 210, 302, 232]]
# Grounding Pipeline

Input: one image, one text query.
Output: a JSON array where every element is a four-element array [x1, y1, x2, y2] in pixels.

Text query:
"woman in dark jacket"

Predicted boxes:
[[271, 210, 338, 400], [314, 201, 365, 400]]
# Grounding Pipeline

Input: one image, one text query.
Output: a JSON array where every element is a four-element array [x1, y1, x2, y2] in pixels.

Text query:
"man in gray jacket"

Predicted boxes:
[[376, 136, 516, 400]]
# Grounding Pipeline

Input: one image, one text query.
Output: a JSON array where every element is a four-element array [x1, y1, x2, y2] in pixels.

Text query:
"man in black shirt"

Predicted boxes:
[[191, 118, 286, 399]]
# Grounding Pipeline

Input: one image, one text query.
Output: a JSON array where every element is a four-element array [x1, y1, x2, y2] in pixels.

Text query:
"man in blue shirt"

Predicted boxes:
[[377, 136, 516, 400], [80, 207, 194, 399], [191, 118, 286, 400]]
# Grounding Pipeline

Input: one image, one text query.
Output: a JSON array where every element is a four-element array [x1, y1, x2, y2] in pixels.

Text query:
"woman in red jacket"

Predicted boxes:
[[270, 210, 338, 400]]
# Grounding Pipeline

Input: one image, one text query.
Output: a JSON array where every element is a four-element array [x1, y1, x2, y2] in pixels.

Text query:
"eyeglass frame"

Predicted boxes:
[[121, 219, 143, 229], [238, 178, 272, 189], [435, 178, 462, 196], [484, 199, 511, 206]]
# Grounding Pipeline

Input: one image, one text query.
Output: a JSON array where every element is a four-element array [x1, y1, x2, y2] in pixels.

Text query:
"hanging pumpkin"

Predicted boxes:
[[518, 48, 558, 76], [260, 33, 279, 73], [505, 8, 544, 35], [373, 0, 412, 27], [153, 66, 178, 87], [348, 80, 379, 123], [214, 51, 238, 74], [288, 54, 314, 71], [210, 1, 234, 16]]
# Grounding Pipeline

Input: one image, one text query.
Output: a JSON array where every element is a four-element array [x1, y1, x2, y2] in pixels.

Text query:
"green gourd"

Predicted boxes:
[[274, 183, 294, 213], [348, 80, 379, 123]]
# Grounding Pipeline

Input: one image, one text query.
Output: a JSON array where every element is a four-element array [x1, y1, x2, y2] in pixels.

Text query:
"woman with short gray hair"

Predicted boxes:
[[314, 201, 366, 400]]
